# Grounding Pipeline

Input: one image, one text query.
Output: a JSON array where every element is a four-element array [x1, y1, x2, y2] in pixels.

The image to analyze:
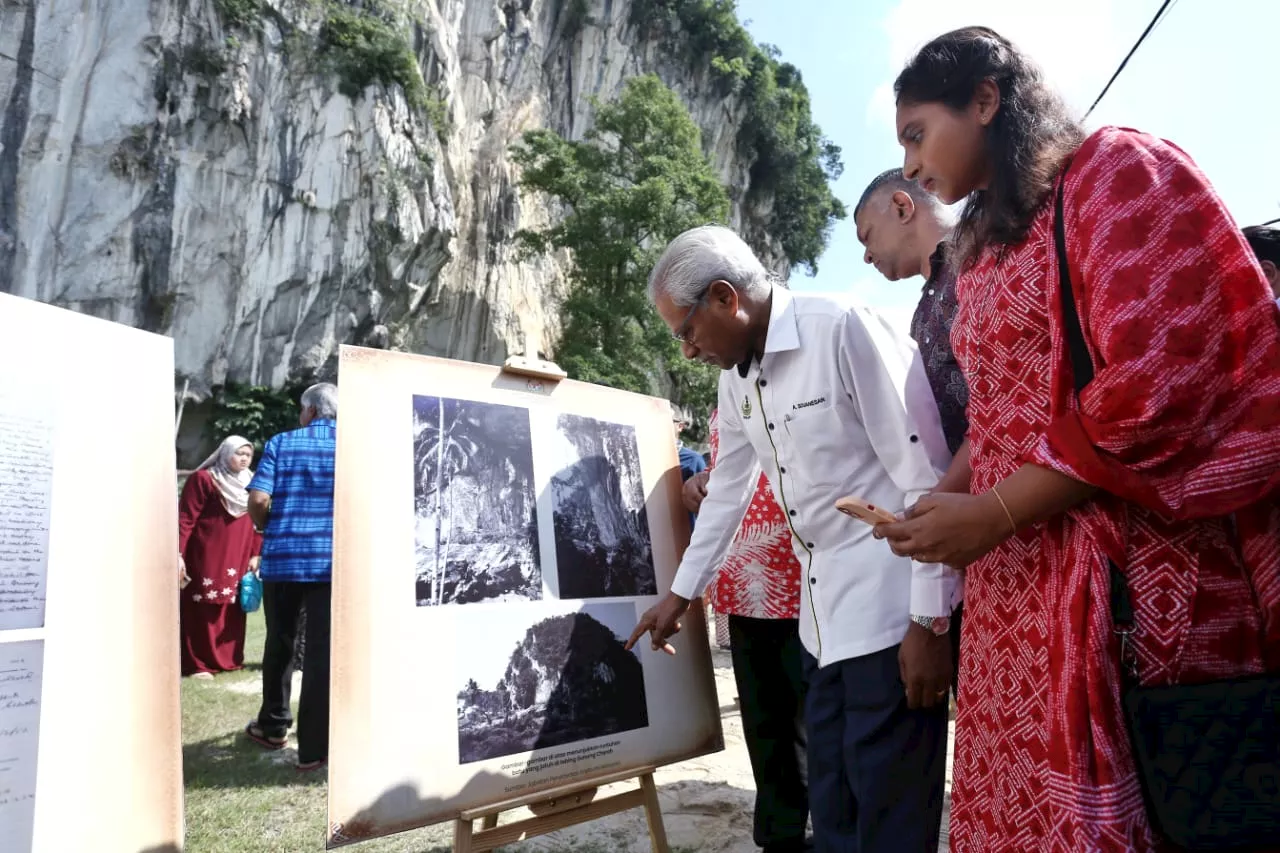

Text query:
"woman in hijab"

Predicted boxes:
[[178, 435, 262, 678]]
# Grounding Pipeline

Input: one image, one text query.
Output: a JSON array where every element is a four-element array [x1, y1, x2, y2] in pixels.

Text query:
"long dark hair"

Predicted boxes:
[[894, 27, 1085, 267]]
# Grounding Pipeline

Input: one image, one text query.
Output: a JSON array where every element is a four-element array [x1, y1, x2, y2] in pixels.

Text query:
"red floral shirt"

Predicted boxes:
[[703, 409, 802, 620]]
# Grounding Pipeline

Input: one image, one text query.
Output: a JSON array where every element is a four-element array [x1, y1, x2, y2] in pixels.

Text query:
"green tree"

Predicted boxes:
[[512, 75, 729, 436], [208, 383, 302, 454], [629, 0, 847, 273]]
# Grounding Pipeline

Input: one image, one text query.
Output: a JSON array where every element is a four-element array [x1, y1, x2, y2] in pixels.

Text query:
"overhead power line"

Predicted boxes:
[[1083, 0, 1178, 120]]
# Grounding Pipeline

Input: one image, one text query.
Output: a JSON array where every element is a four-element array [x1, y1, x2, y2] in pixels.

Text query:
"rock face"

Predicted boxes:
[[550, 413, 656, 598], [0, 0, 781, 448], [457, 610, 648, 764], [412, 395, 542, 606]]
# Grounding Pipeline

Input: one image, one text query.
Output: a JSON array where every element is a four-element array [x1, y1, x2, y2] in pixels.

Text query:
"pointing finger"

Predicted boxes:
[[625, 619, 653, 651]]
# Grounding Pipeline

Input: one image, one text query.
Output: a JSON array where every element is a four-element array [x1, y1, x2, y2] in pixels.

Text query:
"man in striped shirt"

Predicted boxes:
[[244, 382, 338, 772]]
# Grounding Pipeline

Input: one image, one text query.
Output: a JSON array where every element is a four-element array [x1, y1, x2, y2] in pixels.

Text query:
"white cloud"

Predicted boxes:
[[866, 0, 1125, 132]]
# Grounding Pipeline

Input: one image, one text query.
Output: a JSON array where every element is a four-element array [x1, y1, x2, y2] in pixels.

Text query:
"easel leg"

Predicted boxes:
[[453, 817, 473, 853], [639, 773, 670, 853]]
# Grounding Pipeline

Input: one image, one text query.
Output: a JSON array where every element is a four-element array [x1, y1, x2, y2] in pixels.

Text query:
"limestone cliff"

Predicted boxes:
[[0, 1, 786, 430]]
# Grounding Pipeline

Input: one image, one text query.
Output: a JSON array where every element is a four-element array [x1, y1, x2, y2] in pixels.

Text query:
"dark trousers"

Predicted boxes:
[[257, 580, 331, 764], [802, 644, 947, 853], [729, 615, 810, 849]]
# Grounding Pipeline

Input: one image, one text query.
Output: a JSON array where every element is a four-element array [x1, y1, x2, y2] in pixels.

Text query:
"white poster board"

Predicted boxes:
[[327, 346, 722, 846], [0, 293, 183, 852]]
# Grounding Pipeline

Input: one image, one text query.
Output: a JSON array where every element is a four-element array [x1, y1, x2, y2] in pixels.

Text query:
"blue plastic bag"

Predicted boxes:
[[239, 571, 262, 613]]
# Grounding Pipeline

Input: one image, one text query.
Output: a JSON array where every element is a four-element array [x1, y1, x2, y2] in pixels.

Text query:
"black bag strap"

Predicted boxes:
[[1053, 169, 1095, 397], [1053, 169, 1138, 672]]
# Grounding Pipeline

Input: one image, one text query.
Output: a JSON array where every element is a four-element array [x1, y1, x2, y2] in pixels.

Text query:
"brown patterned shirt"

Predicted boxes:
[[910, 243, 969, 454]]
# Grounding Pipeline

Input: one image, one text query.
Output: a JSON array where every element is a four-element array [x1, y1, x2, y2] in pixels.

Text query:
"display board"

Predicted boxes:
[[0, 293, 183, 852], [327, 347, 722, 847]]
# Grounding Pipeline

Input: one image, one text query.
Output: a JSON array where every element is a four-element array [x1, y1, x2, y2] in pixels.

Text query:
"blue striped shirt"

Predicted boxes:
[[249, 419, 336, 583]]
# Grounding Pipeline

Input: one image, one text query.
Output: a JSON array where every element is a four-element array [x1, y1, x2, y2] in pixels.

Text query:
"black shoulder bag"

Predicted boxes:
[[1053, 172, 1280, 852]]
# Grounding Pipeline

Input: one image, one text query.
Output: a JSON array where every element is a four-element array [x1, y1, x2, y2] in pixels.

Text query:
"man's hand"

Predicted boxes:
[[179, 554, 191, 589], [682, 470, 710, 514], [899, 621, 952, 709], [625, 592, 691, 655], [248, 556, 261, 574]]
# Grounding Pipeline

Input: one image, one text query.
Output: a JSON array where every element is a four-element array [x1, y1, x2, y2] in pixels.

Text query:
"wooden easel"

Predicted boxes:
[[452, 766, 670, 853], [454, 354, 671, 851], [453, 356, 670, 852]]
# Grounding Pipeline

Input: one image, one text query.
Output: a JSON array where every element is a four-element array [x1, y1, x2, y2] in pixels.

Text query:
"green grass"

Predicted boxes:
[[182, 611, 453, 852], [182, 616, 705, 852]]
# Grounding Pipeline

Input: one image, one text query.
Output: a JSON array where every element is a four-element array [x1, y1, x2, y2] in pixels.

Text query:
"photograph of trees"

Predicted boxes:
[[549, 413, 656, 598], [456, 602, 649, 765], [412, 395, 541, 606]]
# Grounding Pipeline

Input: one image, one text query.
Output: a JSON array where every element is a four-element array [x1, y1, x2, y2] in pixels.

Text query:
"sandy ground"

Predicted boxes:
[[489, 634, 955, 853]]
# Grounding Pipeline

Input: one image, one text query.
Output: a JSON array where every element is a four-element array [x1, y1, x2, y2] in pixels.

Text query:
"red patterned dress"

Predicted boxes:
[[949, 126, 1280, 852], [703, 408, 802, 622], [178, 469, 261, 675]]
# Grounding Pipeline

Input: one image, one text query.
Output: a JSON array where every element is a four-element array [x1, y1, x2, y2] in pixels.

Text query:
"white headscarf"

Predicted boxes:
[[197, 435, 254, 518]]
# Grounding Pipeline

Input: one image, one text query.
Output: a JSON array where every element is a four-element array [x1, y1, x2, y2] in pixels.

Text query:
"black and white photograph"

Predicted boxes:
[[455, 602, 650, 765], [412, 395, 541, 606], [549, 413, 656, 598]]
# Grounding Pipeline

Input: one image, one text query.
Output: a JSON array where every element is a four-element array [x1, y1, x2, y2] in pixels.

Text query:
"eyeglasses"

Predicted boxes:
[[671, 286, 712, 343]]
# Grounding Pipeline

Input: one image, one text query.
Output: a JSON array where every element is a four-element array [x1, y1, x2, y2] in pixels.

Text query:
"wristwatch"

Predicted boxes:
[[911, 614, 951, 635]]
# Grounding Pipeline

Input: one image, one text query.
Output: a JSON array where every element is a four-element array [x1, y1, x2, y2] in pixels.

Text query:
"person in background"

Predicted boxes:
[[686, 407, 810, 853], [854, 168, 968, 698], [631, 224, 956, 853], [674, 409, 708, 531], [178, 435, 261, 678], [877, 26, 1280, 852], [243, 382, 338, 773], [1244, 224, 1279, 302]]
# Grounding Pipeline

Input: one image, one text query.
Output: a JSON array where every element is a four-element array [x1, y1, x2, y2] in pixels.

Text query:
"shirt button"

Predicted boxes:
[[909, 434, 919, 443], [924, 336, 931, 344], [789, 509, 797, 517], [928, 289, 935, 296], [779, 466, 787, 473], [809, 577, 817, 585], [759, 378, 767, 386], [768, 422, 775, 430], [807, 542, 815, 549]]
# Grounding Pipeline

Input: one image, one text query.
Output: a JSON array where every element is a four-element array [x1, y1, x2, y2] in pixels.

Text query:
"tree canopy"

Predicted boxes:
[[513, 74, 727, 435], [630, 0, 847, 274]]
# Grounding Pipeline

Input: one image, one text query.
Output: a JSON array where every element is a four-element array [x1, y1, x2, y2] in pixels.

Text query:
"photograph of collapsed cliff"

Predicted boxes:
[[549, 413, 657, 598], [412, 394, 541, 606], [456, 602, 649, 765]]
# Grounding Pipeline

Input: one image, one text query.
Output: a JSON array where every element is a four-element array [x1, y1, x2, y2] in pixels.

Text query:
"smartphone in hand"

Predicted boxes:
[[834, 495, 898, 525]]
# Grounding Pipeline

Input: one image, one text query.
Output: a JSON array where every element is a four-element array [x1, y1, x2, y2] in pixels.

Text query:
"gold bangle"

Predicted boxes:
[[989, 485, 1018, 535]]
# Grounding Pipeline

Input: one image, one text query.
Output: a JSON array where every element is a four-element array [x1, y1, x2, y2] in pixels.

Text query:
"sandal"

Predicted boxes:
[[244, 721, 287, 751], [296, 758, 327, 773]]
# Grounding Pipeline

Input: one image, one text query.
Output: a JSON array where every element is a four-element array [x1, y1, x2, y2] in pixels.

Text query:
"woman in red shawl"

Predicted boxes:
[[874, 26, 1280, 853], [178, 435, 262, 678]]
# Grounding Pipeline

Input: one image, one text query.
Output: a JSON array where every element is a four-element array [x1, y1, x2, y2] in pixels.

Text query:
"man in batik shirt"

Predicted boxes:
[[684, 407, 809, 853], [855, 169, 969, 696]]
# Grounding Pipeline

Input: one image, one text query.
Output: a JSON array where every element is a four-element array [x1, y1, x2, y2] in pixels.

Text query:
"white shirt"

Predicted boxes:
[[671, 287, 958, 667]]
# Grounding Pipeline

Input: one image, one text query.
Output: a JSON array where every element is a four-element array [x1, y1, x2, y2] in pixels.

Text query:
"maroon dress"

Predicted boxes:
[[178, 469, 261, 675]]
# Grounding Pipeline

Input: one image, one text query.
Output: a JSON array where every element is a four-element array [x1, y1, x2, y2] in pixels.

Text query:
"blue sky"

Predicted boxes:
[[735, 0, 1280, 330]]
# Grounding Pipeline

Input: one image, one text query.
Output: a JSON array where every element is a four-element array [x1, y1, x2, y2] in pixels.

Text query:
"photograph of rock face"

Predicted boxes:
[[412, 395, 541, 606], [549, 413, 656, 598], [456, 602, 649, 765]]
